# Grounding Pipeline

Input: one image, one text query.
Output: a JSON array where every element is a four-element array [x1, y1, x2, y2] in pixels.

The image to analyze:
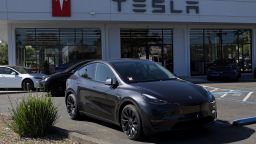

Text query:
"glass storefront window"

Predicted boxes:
[[121, 29, 173, 72], [16, 28, 101, 74], [190, 29, 252, 75]]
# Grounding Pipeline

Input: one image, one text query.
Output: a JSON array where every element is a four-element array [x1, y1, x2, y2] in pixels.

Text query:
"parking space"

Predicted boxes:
[[202, 84, 256, 104]]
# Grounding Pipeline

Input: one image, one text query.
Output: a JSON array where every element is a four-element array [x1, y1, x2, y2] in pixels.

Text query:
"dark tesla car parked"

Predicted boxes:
[[207, 59, 241, 81], [65, 59, 217, 140], [42, 60, 91, 97]]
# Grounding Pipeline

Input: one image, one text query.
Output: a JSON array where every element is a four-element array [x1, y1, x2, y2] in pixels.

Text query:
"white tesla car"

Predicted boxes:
[[0, 66, 47, 90]]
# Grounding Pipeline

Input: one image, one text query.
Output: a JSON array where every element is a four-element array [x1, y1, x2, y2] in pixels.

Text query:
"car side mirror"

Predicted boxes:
[[105, 78, 118, 87], [11, 72, 17, 75]]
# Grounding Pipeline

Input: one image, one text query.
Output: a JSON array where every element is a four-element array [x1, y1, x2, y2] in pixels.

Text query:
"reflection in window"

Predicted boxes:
[[95, 63, 115, 83], [190, 29, 252, 75], [0, 42, 8, 65], [78, 64, 96, 80], [16, 28, 101, 74], [121, 29, 173, 72]]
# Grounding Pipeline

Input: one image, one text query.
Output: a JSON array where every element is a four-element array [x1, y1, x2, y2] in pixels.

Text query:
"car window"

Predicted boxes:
[[95, 63, 115, 83], [78, 64, 96, 80], [2, 68, 16, 75], [0, 67, 4, 74], [9, 66, 27, 74]]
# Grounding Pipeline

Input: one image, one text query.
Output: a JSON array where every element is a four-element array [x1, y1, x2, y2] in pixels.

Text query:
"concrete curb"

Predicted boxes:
[[0, 91, 45, 95], [0, 91, 27, 95], [53, 127, 112, 144]]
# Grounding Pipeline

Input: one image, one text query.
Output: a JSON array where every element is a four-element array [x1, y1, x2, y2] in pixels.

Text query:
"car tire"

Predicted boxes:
[[22, 79, 34, 91], [121, 104, 143, 140], [66, 93, 80, 120]]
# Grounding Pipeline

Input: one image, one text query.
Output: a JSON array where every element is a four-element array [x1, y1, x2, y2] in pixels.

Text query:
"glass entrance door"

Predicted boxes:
[[121, 29, 173, 72]]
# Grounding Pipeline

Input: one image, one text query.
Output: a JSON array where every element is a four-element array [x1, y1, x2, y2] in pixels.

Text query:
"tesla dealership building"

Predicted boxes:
[[0, 0, 256, 76]]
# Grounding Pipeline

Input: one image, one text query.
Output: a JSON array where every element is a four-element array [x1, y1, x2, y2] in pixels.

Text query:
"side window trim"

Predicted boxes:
[[8, 68, 19, 75], [4, 67, 14, 75]]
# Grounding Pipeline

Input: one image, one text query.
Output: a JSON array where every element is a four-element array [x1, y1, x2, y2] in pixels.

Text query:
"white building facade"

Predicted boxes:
[[0, 0, 256, 76]]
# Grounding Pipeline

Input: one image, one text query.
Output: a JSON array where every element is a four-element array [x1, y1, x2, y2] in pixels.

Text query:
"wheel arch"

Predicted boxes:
[[117, 98, 141, 125], [21, 78, 34, 88], [65, 88, 77, 104]]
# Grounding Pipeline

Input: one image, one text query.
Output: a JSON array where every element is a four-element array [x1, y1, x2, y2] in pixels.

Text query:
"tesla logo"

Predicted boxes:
[[52, 0, 71, 17]]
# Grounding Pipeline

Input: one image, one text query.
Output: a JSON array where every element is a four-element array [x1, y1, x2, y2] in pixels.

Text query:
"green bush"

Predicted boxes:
[[10, 95, 58, 137]]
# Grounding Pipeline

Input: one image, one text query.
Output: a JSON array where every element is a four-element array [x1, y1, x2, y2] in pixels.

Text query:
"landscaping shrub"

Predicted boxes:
[[10, 95, 58, 137]]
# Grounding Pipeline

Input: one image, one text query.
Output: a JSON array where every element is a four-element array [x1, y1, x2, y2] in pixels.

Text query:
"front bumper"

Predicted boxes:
[[33, 80, 42, 89], [141, 101, 217, 135], [39, 80, 46, 88]]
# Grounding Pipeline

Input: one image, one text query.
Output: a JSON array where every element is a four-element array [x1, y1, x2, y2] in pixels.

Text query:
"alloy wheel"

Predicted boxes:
[[66, 95, 76, 116], [121, 105, 141, 139]]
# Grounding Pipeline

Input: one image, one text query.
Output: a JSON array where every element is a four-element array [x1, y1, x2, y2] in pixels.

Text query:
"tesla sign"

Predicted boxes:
[[112, 0, 199, 14], [52, 0, 71, 17]]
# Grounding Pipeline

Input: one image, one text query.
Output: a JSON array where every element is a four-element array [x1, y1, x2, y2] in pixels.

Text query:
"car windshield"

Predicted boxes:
[[110, 60, 176, 83], [10, 66, 28, 74]]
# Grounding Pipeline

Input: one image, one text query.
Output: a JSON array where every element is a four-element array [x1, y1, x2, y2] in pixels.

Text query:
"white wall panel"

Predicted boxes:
[[0, 0, 255, 23]]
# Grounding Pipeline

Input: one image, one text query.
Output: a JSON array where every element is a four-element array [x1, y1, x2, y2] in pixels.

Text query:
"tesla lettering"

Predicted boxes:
[[112, 0, 199, 14]]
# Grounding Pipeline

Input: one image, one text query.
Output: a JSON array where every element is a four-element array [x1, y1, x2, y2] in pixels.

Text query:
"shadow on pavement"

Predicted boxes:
[[75, 116, 255, 144], [77, 115, 122, 131], [139, 120, 255, 144]]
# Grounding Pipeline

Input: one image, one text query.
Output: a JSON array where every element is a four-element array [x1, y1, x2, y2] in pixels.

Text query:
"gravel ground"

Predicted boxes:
[[0, 114, 78, 144]]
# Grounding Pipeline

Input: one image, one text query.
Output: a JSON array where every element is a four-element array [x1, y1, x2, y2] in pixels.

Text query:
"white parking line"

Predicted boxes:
[[242, 92, 253, 102], [210, 88, 219, 92], [220, 93, 228, 98]]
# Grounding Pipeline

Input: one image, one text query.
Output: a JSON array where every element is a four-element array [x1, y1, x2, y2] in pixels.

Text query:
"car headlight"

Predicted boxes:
[[142, 94, 168, 105], [42, 76, 48, 80], [43, 77, 49, 81]]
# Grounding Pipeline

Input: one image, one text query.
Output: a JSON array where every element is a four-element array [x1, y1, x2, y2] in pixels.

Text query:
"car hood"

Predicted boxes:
[[131, 79, 208, 105], [21, 73, 48, 79], [30, 73, 47, 77]]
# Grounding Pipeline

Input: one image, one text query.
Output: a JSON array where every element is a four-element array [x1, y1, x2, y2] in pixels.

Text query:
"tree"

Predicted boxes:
[[0, 42, 8, 65]]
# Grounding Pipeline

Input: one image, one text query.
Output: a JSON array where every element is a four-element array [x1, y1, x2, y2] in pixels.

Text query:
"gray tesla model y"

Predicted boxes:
[[65, 59, 217, 140]]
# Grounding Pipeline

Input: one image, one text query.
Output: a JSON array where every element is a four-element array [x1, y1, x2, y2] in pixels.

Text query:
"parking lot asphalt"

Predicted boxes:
[[1, 82, 256, 144], [201, 82, 256, 104]]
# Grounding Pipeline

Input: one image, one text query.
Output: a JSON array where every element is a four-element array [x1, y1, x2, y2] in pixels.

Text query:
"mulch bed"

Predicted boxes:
[[0, 113, 78, 144]]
